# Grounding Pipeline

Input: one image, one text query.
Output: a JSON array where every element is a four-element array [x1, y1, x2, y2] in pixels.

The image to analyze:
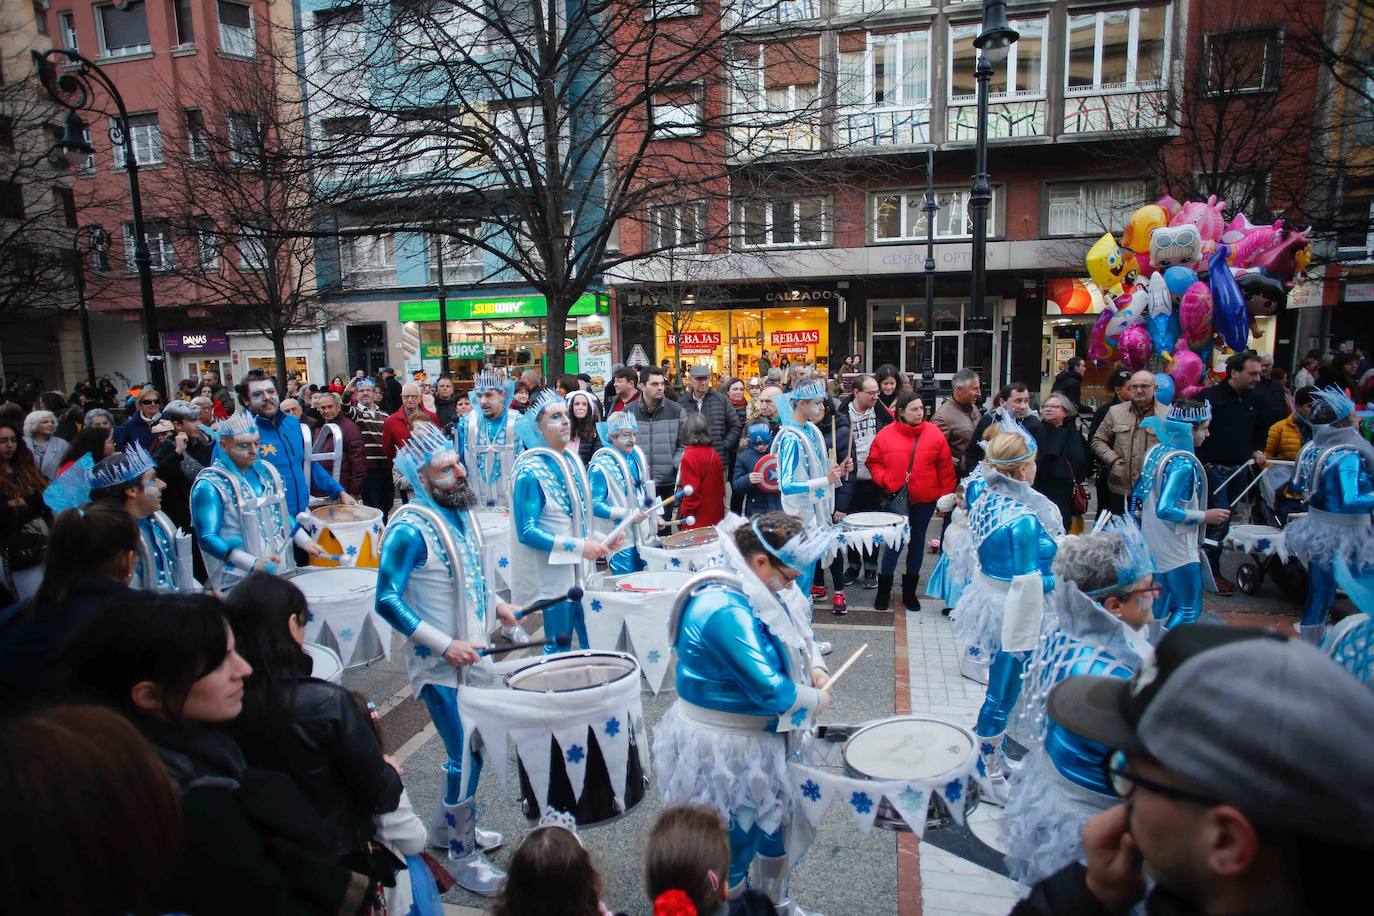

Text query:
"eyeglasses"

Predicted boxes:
[[1104, 750, 1218, 806], [1126, 584, 1162, 598], [141, 398, 161, 405], [1127, 384, 1154, 390]]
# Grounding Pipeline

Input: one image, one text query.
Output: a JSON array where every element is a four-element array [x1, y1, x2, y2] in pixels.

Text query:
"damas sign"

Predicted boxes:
[[665, 332, 721, 355]]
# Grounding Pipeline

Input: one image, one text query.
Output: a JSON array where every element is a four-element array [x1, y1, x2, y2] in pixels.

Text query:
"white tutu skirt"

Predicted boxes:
[[950, 573, 1010, 658], [1284, 512, 1374, 568], [652, 702, 792, 836], [1002, 746, 1116, 886]]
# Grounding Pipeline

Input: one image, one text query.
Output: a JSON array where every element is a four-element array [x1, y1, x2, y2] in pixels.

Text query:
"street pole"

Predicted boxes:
[[922, 147, 938, 412], [435, 230, 450, 377], [33, 49, 166, 394], [71, 226, 108, 386]]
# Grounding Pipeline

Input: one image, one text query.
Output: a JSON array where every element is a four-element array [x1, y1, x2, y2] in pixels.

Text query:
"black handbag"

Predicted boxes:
[[884, 433, 921, 514]]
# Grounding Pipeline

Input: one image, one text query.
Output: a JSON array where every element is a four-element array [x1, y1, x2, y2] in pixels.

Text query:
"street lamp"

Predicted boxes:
[[967, 0, 1018, 377], [71, 225, 111, 387], [921, 147, 938, 411], [33, 48, 166, 394]]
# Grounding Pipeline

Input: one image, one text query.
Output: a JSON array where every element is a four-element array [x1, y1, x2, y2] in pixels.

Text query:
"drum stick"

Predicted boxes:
[[821, 643, 868, 693], [830, 413, 837, 464], [607, 486, 692, 544], [667, 515, 696, 530], [477, 642, 533, 657], [1229, 464, 1271, 505], [1211, 459, 1254, 496], [514, 587, 584, 620]]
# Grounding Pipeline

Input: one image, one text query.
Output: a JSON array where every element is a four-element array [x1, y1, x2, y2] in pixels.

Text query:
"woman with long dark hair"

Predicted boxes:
[[874, 364, 906, 430], [0, 421, 51, 602], [566, 389, 601, 467], [60, 592, 369, 915], [224, 573, 403, 863], [58, 424, 115, 475]]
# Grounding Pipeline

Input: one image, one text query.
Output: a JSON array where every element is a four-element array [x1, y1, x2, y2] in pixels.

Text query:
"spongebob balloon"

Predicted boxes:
[[1087, 232, 1132, 299]]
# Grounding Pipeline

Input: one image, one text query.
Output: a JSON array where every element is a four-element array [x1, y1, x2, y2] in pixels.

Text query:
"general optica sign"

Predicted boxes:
[[163, 332, 229, 352]]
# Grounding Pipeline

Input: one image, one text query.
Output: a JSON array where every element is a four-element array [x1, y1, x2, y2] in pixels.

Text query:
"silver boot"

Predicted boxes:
[[1295, 622, 1328, 647], [755, 854, 827, 916], [958, 646, 990, 684], [429, 783, 503, 851], [975, 733, 1012, 806], [444, 796, 507, 896]]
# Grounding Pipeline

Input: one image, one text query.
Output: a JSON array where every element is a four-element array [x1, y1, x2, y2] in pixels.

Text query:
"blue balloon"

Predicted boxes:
[[1164, 266, 1199, 297], [1154, 372, 1176, 405], [1209, 244, 1249, 353], [1148, 311, 1179, 361]]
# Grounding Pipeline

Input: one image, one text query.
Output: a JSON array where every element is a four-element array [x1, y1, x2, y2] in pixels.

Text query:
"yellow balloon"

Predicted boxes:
[[1087, 232, 1130, 296], [1122, 204, 1168, 254]]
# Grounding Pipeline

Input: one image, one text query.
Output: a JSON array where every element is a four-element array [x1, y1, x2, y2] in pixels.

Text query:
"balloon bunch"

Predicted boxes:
[[1084, 194, 1312, 402]]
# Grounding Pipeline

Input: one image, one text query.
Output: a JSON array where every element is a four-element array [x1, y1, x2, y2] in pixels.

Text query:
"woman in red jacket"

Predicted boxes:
[[865, 392, 956, 611], [676, 413, 725, 529]]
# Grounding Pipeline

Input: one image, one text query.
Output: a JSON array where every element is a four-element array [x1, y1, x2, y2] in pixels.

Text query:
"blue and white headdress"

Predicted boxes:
[[597, 410, 638, 448], [469, 369, 515, 409], [751, 516, 838, 571], [1141, 400, 1212, 453], [91, 442, 156, 492], [214, 410, 259, 440], [1309, 385, 1355, 425], [43, 453, 95, 514], [985, 408, 1037, 465], [514, 388, 567, 450], [1167, 401, 1212, 425], [394, 422, 459, 497], [776, 379, 828, 428], [1085, 512, 1155, 596]]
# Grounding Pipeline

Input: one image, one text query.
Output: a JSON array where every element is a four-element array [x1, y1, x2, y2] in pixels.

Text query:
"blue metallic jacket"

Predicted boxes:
[[1291, 441, 1374, 515], [251, 411, 343, 518], [971, 493, 1057, 588]]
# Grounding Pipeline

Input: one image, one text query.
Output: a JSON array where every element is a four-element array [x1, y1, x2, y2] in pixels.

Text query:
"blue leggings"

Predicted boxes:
[[419, 684, 484, 804], [1303, 561, 1337, 628], [727, 816, 786, 887], [1156, 563, 1204, 629], [975, 650, 1028, 738], [542, 599, 590, 654]]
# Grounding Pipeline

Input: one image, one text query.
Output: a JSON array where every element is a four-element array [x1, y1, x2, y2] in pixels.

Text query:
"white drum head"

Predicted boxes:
[[661, 526, 719, 549], [304, 643, 344, 684], [507, 651, 640, 692], [311, 504, 382, 525], [614, 571, 693, 592], [844, 512, 906, 528], [843, 716, 976, 782], [292, 567, 378, 600]]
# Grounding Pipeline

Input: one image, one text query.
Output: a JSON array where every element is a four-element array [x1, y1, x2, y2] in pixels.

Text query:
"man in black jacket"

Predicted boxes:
[[969, 382, 1042, 467], [679, 364, 742, 472], [1052, 357, 1086, 414], [1196, 353, 1267, 593]]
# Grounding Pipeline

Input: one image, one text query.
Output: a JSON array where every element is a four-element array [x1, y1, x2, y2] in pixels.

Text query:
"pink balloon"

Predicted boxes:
[[1089, 307, 1117, 363], [1179, 282, 1213, 344], [1170, 337, 1205, 394], [1119, 324, 1153, 370]]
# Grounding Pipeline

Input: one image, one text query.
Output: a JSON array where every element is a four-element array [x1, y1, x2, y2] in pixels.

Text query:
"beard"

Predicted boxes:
[[430, 478, 476, 510]]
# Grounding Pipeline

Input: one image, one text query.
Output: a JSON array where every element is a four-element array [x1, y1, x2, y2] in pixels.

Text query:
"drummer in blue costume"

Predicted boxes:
[[191, 411, 325, 592], [456, 369, 521, 509], [374, 423, 519, 895], [44, 443, 198, 591], [1129, 399, 1226, 640], [1002, 514, 1156, 884], [928, 468, 987, 682], [509, 389, 619, 653], [655, 511, 832, 916], [1284, 386, 1374, 645], [951, 412, 1063, 804], [588, 410, 657, 575]]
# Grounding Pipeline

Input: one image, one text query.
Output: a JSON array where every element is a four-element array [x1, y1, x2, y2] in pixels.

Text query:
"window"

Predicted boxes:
[[217, 1, 255, 57], [33, 2, 48, 36], [227, 111, 259, 165], [0, 116, 14, 150], [0, 182, 24, 220], [97, 1, 151, 58], [493, 101, 548, 152], [58, 11, 78, 51], [197, 220, 219, 270], [1205, 30, 1280, 95], [649, 202, 706, 251], [174, 0, 195, 45], [738, 197, 827, 247], [838, 31, 929, 108], [871, 187, 1000, 241], [114, 113, 162, 168], [339, 233, 395, 285], [75, 128, 95, 173], [53, 187, 78, 228], [1046, 179, 1146, 236], [651, 86, 702, 138], [950, 18, 1044, 99], [428, 229, 484, 284], [648, 0, 698, 18], [317, 8, 366, 72], [1066, 5, 1170, 91], [123, 221, 174, 271], [1336, 198, 1374, 259], [239, 226, 268, 270], [184, 110, 207, 160]]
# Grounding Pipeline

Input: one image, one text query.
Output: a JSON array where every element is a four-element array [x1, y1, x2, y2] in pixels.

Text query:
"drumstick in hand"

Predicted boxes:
[[822, 643, 868, 693]]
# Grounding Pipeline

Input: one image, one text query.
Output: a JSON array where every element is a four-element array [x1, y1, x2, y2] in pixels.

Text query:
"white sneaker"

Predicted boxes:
[[816, 640, 833, 656]]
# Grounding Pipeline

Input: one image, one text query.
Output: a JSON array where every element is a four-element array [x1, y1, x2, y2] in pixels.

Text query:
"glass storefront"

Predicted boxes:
[[248, 355, 312, 384], [867, 299, 993, 385], [653, 307, 831, 381]]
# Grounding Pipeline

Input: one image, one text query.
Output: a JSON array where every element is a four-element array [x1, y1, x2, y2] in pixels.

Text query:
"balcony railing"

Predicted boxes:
[[1061, 86, 1168, 135], [946, 92, 1047, 142], [837, 105, 931, 149], [728, 121, 826, 160], [724, 0, 820, 29]]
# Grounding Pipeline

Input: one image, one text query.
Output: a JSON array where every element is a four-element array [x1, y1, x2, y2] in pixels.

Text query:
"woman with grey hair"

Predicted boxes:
[[82, 408, 115, 432], [1032, 391, 1087, 526], [1002, 514, 1156, 885], [22, 410, 67, 481]]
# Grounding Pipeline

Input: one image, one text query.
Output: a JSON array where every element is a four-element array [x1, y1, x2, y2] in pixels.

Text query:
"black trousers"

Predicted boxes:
[[362, 467, 395, 521]]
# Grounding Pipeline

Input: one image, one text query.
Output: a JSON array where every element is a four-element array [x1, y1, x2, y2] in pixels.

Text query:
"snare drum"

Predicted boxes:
[[506, 651, 647, 825], [303, 643, 343, 684], [292, 568, 385, 669], [613, 571, 693, 593], [841, 716, 980, 832], [304, 504, 385, 568], [843, 511, 907, 529]]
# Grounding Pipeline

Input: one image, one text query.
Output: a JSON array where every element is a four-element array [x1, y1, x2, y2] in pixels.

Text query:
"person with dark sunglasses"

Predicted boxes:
[[115, 387, 164, 452], [1012, 625, 1374, 916]]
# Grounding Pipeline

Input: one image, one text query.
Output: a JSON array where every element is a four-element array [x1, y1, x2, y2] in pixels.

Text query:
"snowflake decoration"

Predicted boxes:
[[979, 741, 995, 758], [307, 611, 316, 623], [414, 645, 433, 659], [371, 524, 382, 536], [897, 786, 924, 811], [449, 838, 466, 856], [590, 599, 603, 613], [849, 791, 873, 815], [498, 556, 510, 569], [566, 744, 585, 764], [646, 649, 662, 665], [563, 539, 576, 552], [967, 645, 982, 659], [871, 533, 883, 546], [444, 811, 456, 827], [670, 557, 682, 568], [944, 779, 963, 803], [604, 717, 620, 737], [801, 779, 822, 802], [338, 627, 355, 643], [976, 756, 987, 778], [345, 544, 359, 557], [1257, 538, 1271, 551], [814, 489, 826, 500], [790, 706, 809, 727]]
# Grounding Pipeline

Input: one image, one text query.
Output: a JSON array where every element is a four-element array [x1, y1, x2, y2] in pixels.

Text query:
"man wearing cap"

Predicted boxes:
[[1014, 625, 1374, 915], [681, 364, 743, 472], [588, 411, 656, 574], [455, 370, 521, 509]]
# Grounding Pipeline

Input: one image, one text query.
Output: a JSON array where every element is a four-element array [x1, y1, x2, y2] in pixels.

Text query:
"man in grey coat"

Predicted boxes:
[[679, 364, 742, 471], [627, 366, 686, 507]]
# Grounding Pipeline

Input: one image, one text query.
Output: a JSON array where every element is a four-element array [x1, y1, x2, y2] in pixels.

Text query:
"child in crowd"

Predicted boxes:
[[731, 424, 781, 517], [677, 414, 725, 529], [491, 819, 622, 916], [645, 805, 777, 916]]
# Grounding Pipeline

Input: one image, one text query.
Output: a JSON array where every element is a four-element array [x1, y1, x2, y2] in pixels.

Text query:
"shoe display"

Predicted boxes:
[[831, 593, 848, 615]]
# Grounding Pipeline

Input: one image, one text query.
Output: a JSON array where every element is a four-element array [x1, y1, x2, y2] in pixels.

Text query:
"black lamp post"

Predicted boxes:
[[921, 147, 938, 411], [967, 0, 1018, 377], [71, 225, 110, 387], [33, 49, 166, 394]]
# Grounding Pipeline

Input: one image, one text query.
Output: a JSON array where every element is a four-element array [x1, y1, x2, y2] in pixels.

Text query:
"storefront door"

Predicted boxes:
[[867, 299, 994, 387]]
